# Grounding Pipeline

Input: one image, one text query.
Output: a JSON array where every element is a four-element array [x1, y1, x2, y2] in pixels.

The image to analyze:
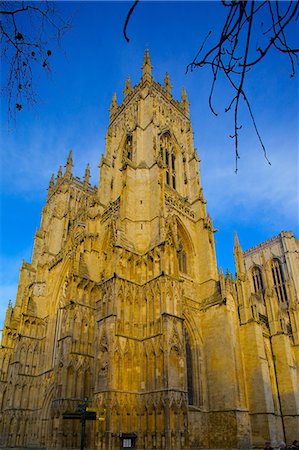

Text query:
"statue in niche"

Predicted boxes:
[[98, 347, 109, 390], [62, 275, 69, 298]]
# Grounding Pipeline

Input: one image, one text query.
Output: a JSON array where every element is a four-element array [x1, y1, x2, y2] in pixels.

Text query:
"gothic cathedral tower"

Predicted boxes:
[[0, 51, 298, 450]]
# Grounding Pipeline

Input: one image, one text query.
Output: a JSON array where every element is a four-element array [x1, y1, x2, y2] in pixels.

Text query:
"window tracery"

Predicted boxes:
[[252, 266, 264, 294], [271, 258, 288, 304]]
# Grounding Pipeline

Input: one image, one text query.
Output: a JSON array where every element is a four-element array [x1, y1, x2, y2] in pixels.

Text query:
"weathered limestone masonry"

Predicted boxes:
[[0, 51, 298, 450], [238, 232, 299, 445]]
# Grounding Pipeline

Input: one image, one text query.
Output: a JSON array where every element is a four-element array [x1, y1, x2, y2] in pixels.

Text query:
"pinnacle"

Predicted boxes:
[[142, 48, 153, 80], [84, 163, 91, 187], [49, 173, 54, 185], [234, 232, 243, 254], [125, 75, 131, 88], [124, 76, 132, 97], [182, 87, 189, 105], [112, 92, 117, 105], [164, 72, 172, 94], [57, 165, 62, 180], [110, 92, 118, 115], [65, 149, 73, 178], [66, 149, 73, 165], [143, 48, 151, 65], [48, 174, 55, 193]]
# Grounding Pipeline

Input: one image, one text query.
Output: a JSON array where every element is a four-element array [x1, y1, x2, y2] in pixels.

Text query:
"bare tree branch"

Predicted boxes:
[[186, 1, 298, 171], [123, 0, 139, 43], [0, 1, 71, 123]]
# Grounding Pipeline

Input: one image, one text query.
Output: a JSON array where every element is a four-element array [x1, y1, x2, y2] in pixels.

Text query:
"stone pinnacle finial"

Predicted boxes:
[[83, 163, 91, 188], [234, 231, 245, 274], [124, 76, 132, 98], [49, 173, 55, 187], [47, 173, 55, 195], [163, 72, 172, 95], [142, 49, 153, 81], [219, 267, 225, 293], [234, 231, 241, 250], [64, 150, 73, 179], [57, 165, 63, 181], [226, 268, 233, 279], [110, 92, 118, 117], [181, 87, 189, 110], [4, 300, 13, 325]]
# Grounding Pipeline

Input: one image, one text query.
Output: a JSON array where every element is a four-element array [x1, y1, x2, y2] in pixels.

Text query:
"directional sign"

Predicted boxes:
[[63, 411, 96, 421], [62, 399, 96, 450], [63, 413, 82, 420], [84, 411, 96, 420]]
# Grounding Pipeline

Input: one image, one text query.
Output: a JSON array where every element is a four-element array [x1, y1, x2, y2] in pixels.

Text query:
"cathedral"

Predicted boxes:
[[0, 51, 298, 450]]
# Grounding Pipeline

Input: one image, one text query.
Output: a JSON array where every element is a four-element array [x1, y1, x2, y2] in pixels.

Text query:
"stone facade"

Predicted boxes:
[[0, 51, 298, 450]]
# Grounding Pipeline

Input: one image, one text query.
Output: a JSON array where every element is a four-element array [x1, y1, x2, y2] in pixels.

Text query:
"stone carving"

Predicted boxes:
[[165, 191, 195, 220], [33, 282, 46, 297]]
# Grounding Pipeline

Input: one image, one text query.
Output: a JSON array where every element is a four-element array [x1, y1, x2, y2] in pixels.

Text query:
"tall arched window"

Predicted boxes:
[[271, 258, 288, 304], [160, 132, 176, 189], [252, 266, 264, 294], [184, 327, 194, 405]]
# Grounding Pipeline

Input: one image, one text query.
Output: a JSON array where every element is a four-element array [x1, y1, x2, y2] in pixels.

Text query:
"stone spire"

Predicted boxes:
[[83, 163, 91, 189], [123, 76, 132, 98], [141, 49, 153, 82], [64, 150, 73, 179], [234, 232, 245, 274], [109, 92, 118, 117], [181, 87, 189, 114], [163, 72, 172, 95]]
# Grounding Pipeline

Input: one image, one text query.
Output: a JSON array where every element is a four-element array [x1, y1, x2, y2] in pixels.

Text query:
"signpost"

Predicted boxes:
[[62, 398, 96, 450]]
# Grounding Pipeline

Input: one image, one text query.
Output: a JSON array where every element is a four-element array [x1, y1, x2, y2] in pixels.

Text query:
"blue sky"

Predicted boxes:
[[0, 1, 298, 330]]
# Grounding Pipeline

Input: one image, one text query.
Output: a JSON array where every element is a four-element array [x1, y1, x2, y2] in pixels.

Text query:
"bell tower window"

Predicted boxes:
[[171, 154, 175, 170], [271, 258, 288, 304], [166, 171, 170, 185], [160, 132, 176, 189], [165, 150, 169, 166]]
